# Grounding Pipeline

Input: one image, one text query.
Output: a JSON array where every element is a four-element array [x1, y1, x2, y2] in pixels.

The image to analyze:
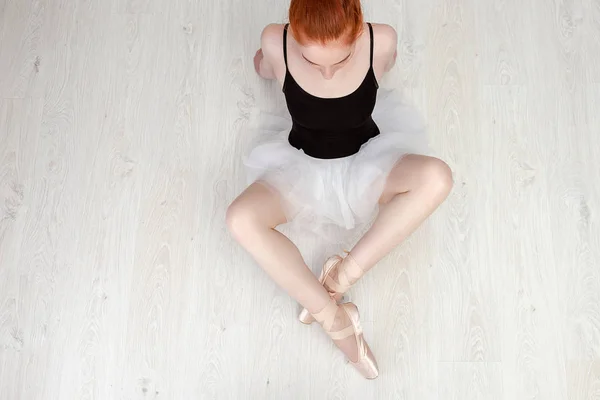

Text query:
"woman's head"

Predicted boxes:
[[289, 0, 364, 79], [289, 0, 363, 46]]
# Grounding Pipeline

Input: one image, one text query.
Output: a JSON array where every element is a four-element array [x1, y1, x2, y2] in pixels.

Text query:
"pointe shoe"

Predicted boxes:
[[311, 298, 379, 379], [299, 252, 365, 324]]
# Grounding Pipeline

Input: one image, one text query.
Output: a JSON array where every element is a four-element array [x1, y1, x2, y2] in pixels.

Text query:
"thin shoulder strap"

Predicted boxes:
[[367, 23, 374, 67], [283, 24, 289, 67]]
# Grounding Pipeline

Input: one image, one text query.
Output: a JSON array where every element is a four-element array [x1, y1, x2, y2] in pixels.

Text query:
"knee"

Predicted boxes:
[[422, 157, 453, 198], [226, 200, 260, 241]]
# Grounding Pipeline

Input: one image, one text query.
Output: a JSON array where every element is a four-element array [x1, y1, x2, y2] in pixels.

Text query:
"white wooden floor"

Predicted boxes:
[[1, 0, 600, 398]]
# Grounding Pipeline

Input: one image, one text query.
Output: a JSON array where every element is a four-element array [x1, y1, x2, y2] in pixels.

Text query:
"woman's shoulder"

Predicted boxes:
[[260, 24, 286, 54], [369, 23, 398, 56], [259, 24, 287, 83]]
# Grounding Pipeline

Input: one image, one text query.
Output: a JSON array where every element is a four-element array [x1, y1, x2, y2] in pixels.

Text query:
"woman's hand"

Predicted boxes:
[[254, 49, 264, 76]]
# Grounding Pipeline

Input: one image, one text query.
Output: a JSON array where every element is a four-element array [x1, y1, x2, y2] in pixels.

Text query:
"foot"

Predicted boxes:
[[298, 253, 366, 324], [328, 303, 360, 362], [311, 298, 379, 379]]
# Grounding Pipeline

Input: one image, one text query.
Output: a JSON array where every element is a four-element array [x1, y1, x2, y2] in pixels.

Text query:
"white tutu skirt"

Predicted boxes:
[[244, 89, 429, 240]]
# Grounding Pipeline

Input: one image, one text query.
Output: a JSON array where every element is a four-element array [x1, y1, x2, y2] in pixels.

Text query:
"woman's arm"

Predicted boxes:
[[386, 49, 398, 73], [254, 24, 282, 80], [371, 24, 399, 80], [382, 26, 398, 73], [254, 49, 276, 80]]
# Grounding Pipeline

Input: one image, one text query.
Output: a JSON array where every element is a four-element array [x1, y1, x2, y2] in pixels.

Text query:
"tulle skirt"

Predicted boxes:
[[243, 89, 429, 240]]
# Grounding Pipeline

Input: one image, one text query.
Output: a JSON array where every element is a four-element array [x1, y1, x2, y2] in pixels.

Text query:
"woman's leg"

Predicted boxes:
[[330, 155, 453, 285], [226, 182, 360, 359]]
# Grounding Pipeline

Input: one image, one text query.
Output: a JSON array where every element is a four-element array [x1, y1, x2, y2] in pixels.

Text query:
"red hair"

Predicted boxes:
[[289, 0, 364, 45]]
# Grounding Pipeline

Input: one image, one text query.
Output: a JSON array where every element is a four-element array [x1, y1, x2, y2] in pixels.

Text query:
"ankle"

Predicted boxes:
[[311, 297, 339, 332], [325, 253, 364, 293]]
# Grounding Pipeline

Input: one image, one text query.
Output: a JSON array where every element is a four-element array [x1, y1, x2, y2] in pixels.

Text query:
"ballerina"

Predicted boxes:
[[227, 0, 453, 379]]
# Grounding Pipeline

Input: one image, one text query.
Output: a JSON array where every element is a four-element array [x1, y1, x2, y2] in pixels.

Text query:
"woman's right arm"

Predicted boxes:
[[254, 24, 284, 81], [254, 49, 274, 79]]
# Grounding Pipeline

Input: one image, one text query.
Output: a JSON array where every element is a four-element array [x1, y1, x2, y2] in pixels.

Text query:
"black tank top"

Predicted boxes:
[[283, 23, 380, 159]]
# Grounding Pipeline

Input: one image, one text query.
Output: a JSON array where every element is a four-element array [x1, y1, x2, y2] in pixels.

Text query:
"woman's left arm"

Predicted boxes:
[[385, 49, 398, 73], [372, 24, 398, 79], [382, 26, 398, 73]]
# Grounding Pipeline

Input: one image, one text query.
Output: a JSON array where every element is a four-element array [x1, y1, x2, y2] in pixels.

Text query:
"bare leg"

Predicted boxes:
[[329, 155, 453, 286], [226, 182, 360, 360]]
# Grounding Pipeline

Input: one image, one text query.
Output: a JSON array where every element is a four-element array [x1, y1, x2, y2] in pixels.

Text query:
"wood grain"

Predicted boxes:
[[438, 362, 503, 400], [0, 0, 599, 398], [568, 360, 600, 400], [0, 0, 46, 98]]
